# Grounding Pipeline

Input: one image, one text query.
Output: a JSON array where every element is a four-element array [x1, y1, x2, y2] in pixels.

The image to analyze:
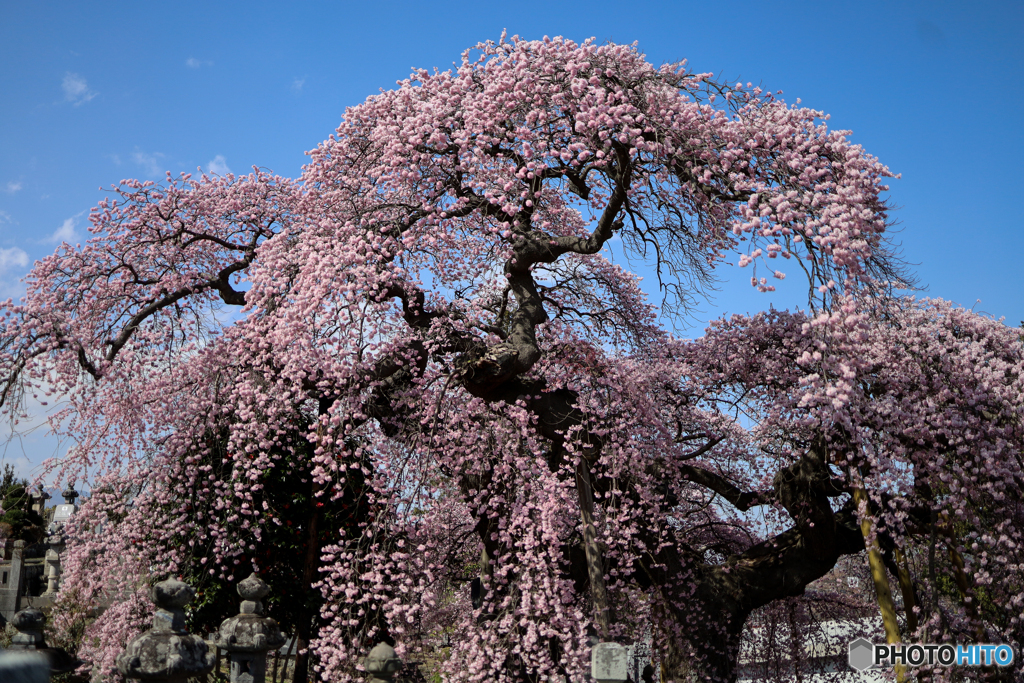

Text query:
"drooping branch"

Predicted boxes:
[[678, 464, 773, 512]]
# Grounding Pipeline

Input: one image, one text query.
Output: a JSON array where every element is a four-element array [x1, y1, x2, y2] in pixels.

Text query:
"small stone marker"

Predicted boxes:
[[592, 642, 629, 683]]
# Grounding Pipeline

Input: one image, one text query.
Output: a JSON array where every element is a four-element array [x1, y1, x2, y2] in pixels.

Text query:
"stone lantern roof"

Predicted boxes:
[[61, 483, 79, 506], [216, 572, 285, 653], [116, 577, 216, 682], [8, 607, 81, 674]]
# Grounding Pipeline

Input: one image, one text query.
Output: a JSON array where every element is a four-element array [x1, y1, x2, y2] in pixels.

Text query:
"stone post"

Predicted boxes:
[[363, 643, 402, 683], [11, 539, 26, 584], [43, 547, 60, 596], [0, 540, 26, 620], [116, 578, 216, 683], [8, 607, 81, 674], [216, 572, 285, 683], [592, 642, 628, 683]]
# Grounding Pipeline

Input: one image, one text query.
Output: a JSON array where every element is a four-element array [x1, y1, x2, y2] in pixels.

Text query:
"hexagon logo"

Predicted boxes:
[[849, 638, 874, 671]]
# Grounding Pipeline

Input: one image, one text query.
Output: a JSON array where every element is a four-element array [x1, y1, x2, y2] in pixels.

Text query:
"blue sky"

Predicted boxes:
[[1, 1, 1022, 478]]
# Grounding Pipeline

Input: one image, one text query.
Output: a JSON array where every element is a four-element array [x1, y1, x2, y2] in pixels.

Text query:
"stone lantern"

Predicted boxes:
[[216, 572, 285, 683], [61, 483, 79, 506], [36, 484, 76, 600], [42, 545, 61, 596], [116, 578, 216, 683], [9, 607, 47, 650], [30, 489, 50, 518], [8, 607, 81, 674], [363, 642, 403, 683]]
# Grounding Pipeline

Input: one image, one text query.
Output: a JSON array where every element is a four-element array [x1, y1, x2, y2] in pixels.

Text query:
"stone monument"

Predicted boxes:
[[592, 642, 629, 683]]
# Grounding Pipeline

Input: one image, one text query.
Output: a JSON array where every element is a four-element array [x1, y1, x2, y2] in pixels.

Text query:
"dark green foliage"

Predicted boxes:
[[0, 464, 45, 542], [174, 425, 379, 645], [0, 463, 17, 495]]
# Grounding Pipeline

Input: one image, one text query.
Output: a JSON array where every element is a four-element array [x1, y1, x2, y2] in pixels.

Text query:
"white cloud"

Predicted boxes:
[[0, 247, 29, 274], [0, 245, 29, 302], [292, 77, 306, 93], [1, 381, 78, 478], [0, 211, 12, 225], [50, 216, 79, 244], [186, 57, 213, 68], [5, 181, 22, 193], [132, 148, 165, 177], [62, 72, 97, 105], [206, 155, 231, 176], [0, 452, 40, 486]]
